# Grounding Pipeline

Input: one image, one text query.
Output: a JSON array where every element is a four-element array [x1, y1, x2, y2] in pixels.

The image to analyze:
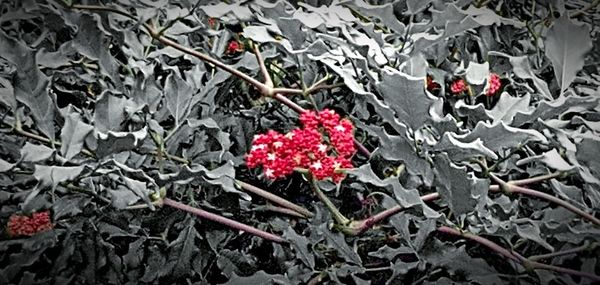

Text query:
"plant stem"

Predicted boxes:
[[437, 226, 600, 282], [162, 198, 285, 243], [489, 173, 600, 226], [309, 177, 349, 225], [528, 241, 595, 262], [570, 0, 600, 17], [235, 180, 314, 218], [252, 43, 274, 89], [254, 204, 306, 218]]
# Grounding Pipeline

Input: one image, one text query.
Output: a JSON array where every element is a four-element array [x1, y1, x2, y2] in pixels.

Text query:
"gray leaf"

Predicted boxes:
[[512, 95, 598, 127], [433, 153, 486, 217], [0, 77, 16, 110], [318, 223, 362, 265], [20, 142, 55, 163], [94, 91, 128, 132], [435, 132, 498, 162], [517, 149, 574, 171], [96, 127, 147, 158], [544, 15, 592, 94], [488, 93, 531, 124], [0, 31, 55, 140], [376, 70, 434, 130], [33, 165, 85, 188], [60, 110, 94, 160], [465, 61, 489, 85], [0, 158, 15, 172], [165, 72, 193, 126], [283, 227, 315, 269], [460, 121, 547, 153]]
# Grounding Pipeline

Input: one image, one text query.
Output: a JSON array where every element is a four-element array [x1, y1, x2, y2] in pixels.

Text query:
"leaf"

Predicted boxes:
[[165, 72, 193, 126], [20, 142, 55, 163], [515, 221, 554, 251], [0, 158, 15, 172], [346, 0, 405, 34], [376, 70, 434, 130], [350, 164, 422, 209], [433, 153, 488, 217], [0, 31, 55, 140], [0, 77, 16, 110], [434, 132, 498, 162], [465, 61, 489, 85], [96, 127, 148, 158], [488, 93, 531, 124], [544, 14, 592, 94], [165, 216, 198, 278], [459, 121, 547, 153], [512, 95, 598, 127], [94, 91, 128, 132], [517, 149, 574, 171], [60, 110, 94, 160], [224, 271, 290, 285], [318, 224, 362, 265], [283, 227, 315, 269], [33, 165, 85, 188], [489, 52, 552, 100]]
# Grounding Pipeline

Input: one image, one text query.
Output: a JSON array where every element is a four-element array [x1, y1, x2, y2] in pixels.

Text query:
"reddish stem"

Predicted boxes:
[[162, 198, 285, 243]]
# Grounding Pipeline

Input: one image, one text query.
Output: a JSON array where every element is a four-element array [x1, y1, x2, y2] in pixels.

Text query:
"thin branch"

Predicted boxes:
[[310, 177, 350, 225], [235, 180, 314, 218], [71, 4, 269, 95], [490, 173, 600, 226], [508, 171, 563, 186], [528, 241, 595, 262], [252, 43, 274, 89], [253, 204, 306, 218], [271, 87, 305, 95], [162, 198, 285, 243], [437, 226, 600, 282], [570, 0, 600, 17]]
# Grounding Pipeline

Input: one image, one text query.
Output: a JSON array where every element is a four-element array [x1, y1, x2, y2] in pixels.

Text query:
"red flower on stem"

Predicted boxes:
[[226, 40, 244, 54], [486, 73, 501, 96], [450, 79, 468, 95], [246, 109, 356, 183], [7, 211, 53, 237]]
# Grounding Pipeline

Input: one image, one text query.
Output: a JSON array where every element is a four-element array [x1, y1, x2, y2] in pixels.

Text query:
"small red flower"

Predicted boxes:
[[207, 17, 216, 28], [246, 109, 356, 183], [226, 40, 244, 54], [486, 73, 501, 96], [450, 79, 467, 95], [426, 75, 440, 92], [7, 211, 53, 237]]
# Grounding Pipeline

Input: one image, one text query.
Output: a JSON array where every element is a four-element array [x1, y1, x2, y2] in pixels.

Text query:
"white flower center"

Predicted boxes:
[[334, 125, 346, 132], [311, 161, 322, 170]]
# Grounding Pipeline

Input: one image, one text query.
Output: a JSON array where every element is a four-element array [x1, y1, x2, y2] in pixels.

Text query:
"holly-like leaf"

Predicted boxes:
[[96, 127, 147, 158], [459, 121, 547, 153], [433, 153, 488, 217], [318, 224, 362, 265], [517, 149, 574, 171], [376, 70, 434, 130], [224, 271, 290, 285], [434, 132, 498, 162], [544, 15, 593, 94], [283, 227, 315, 269], [60, 110, 94, 160], [164, 216, 199, 278]]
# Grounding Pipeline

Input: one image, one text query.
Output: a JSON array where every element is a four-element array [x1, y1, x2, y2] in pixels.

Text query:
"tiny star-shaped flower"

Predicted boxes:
[[265, 168, 274, 178], [311, 161, 322, 170], [251, 144, 266, 151], [318, 144, 327, 152], [267, 153, 276, 161], [334, 125, 346, 132], [273, 141, 283, 148]]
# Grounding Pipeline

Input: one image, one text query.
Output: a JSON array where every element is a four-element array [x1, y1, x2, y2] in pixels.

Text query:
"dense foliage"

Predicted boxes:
[[1, 0, 599, 284]]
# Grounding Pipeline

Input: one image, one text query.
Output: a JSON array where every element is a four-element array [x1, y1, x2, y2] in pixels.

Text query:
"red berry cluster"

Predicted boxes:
[[450, 79, 468, 95], [7, 211, 53, 237], [246, 109, 355, 183], [486, 73, 501, 96], [226, 40, 244, 54]]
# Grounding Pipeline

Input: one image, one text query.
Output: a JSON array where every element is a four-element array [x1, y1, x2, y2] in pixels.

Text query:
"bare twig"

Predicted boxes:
[[252, 43, 274, 89], [236, 180, 314, 218], [162, 198, 285, 243], [528, 241, 596, 262]]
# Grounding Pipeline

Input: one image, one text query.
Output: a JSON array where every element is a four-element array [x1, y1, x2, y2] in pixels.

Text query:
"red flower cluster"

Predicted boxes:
[[450, 79, 468, 95], [426, 75, 440, 92], [246, 109, 355, 183], [226, 40, 244, 54], [486, 73, 501, 96], [7, 211, 53, 237]]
